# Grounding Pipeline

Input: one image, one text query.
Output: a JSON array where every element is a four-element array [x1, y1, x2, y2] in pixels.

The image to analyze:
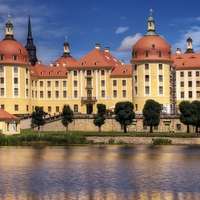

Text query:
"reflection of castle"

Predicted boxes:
[[0, 11, 200, 132]]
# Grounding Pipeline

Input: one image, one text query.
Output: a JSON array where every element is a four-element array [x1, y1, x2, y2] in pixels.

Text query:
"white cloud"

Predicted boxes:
[[116, 27, 129, 34], [116, 33, 142, 52]]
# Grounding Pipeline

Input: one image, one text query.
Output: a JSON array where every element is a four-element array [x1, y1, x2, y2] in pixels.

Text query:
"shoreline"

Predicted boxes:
[[86, 136, 200, 145]]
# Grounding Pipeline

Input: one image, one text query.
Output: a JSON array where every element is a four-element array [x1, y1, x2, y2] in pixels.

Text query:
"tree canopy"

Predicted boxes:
[[179, 100, 197, 133], [142, 99, 162, 133], [61, 104, 74, 131], [31, 106, 46, 132], [114, 101, 135, 133], [93, 104, 106, 132]]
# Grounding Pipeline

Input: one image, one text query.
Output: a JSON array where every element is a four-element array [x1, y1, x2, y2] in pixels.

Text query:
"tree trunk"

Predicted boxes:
[[196, 126, 198, 133], [124, 125, 127, 133], [38, 125, 40, 133], [187, 125, 190, 133], [150, 125, 153, 133], [98, 126, 101, 132], [66, 125, 68, 131]]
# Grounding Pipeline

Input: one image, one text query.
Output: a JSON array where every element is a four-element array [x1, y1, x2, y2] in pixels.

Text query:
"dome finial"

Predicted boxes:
[[65, 36, 68, 42], [8, 13, 11, 22], [150, 8, 153, 16]]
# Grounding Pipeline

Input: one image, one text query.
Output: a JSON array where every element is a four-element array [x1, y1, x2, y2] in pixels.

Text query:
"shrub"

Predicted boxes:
[[108, 138, 115, 144], [153, 138, 172, 145]]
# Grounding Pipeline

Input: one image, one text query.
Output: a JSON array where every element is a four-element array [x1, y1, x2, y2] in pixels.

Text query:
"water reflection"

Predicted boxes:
[[0, 145, 200, 199]]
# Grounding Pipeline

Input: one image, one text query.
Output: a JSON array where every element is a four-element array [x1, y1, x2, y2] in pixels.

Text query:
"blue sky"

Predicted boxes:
[[0, 0, 200, 65]]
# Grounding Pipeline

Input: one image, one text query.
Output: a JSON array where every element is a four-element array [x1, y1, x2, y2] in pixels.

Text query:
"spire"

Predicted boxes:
[[62, 36, 72, 58], [185, 31, 194, 53], [25, 12, 38, 66], [3, 13, 16, 40], [146, 9, 157, 36]]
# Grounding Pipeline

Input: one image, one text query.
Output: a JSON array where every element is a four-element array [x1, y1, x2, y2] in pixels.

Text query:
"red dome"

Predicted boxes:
[[132, 35, 172, 62], [0, 39, 29, 65]]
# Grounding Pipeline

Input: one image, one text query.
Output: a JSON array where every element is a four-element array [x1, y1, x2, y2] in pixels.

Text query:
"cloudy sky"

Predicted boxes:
[[0, 0, 200, 65]]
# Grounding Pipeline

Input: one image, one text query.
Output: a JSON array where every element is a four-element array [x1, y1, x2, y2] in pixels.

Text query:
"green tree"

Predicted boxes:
[[114, 101, 135, 133], [61, 104, 74, 131], [191, 100, 200, 133], [143, 99, 162, 133], [93, 104, 106, 132], [179, 101, 197, 133], [31, 106, 46, 132]]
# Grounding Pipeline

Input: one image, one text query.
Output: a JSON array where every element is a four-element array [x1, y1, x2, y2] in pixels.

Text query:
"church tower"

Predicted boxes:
[[25, 13, 38, 66]]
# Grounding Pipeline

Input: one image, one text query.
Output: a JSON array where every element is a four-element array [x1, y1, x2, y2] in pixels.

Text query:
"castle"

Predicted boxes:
[[0, 11, 200, 132]]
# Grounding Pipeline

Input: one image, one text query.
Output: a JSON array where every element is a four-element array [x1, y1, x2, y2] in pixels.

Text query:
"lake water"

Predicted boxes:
[[0, 145, 200, 200]]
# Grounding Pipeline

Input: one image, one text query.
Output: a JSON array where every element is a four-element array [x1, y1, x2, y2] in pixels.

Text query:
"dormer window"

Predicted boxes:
[[81, 62, 85, 66], [144, 51, 149, 57], [18, 49, 22, 54], [94, 61, 98, 65], [0, 54, 4, 60], [24, 56, 28, 62], [152, 44, 155, 49], [57, 71, 60, 75], [158, 51, 162, 57], [13, 55, 18, 61]]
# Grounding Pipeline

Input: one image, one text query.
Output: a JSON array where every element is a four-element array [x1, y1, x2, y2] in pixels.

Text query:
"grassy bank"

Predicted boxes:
[[0, 129, 198, 146]]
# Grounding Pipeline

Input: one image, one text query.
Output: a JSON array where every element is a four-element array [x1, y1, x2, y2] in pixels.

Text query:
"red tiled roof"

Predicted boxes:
[[172, 53, 200, 70], [0, 108, 20, 121], [110, 65, 132, 77], [67, 48, 122, 70], [30, 61, 68, 78]]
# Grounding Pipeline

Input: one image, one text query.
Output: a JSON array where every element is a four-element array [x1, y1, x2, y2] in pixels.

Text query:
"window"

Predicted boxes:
[[56, 106, 59, 113], [13, 55, 18, 61], [1, 104, 4, 109], [0, 78, 4, 84], [122, 80, 126, 86], [55, 81, 59, 87], [180, 72, 184, 77], [159, 86, 163, 94], [55, 91, 59, 98], [134, 65, 137, 71], [189, 91, 192, 98], [197, 81, 200, 87], [74, 80, 77, 87], [74, 71, 77, 76], [145, 86, 150, 94], [40, 91, 43, 98], [188, 81, 192, 87], [181, 92, 184, 98], [63, 81, 67, 87], [101, 70, 105, 76], [35, 91, 37, 98], [14, 78, 18, 84], [145, 75, 149, 82], [135, 76, 137, 83], [74, 90, 78, 98], [14, 105, 18, 111], [197, 91, 200, 98], [47, 81, 51, 87], [14, 67, 18, 73], [26, 89, 28, 97], [87, 70, 91, 76], [122, 90, 126, 98], [0, 88, 4, 96], [63, 91, 67, 98], [113, 80, 117, 86], [48, 106, 51, 113], [0, 54, 4, 60], [40, 81, 43, 87], [145, 64, 149, 70], [176, 124, 181, 131], [74, 104, 78, 112], [158, 51, 162, 57], [145, 51, 149, 57], [159, 64, 162, 70], [196, 71, 199, 77], [26, 79, 28, 85], [135, 87, 138, 95], [101, 80, 105, 86], [0, 67, 4, 72], [26, 68, 28, 74], [47, 91, 51, 98], [159, 75, 163, 82], [113, 90, 117, 98], [180, 82, 184, 87], [14, 88, 18, 96], [26, 105, 29, 112], [101, 90, 105, 98], [32, 90, 34, 98], [188, 71, 192, 77]]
